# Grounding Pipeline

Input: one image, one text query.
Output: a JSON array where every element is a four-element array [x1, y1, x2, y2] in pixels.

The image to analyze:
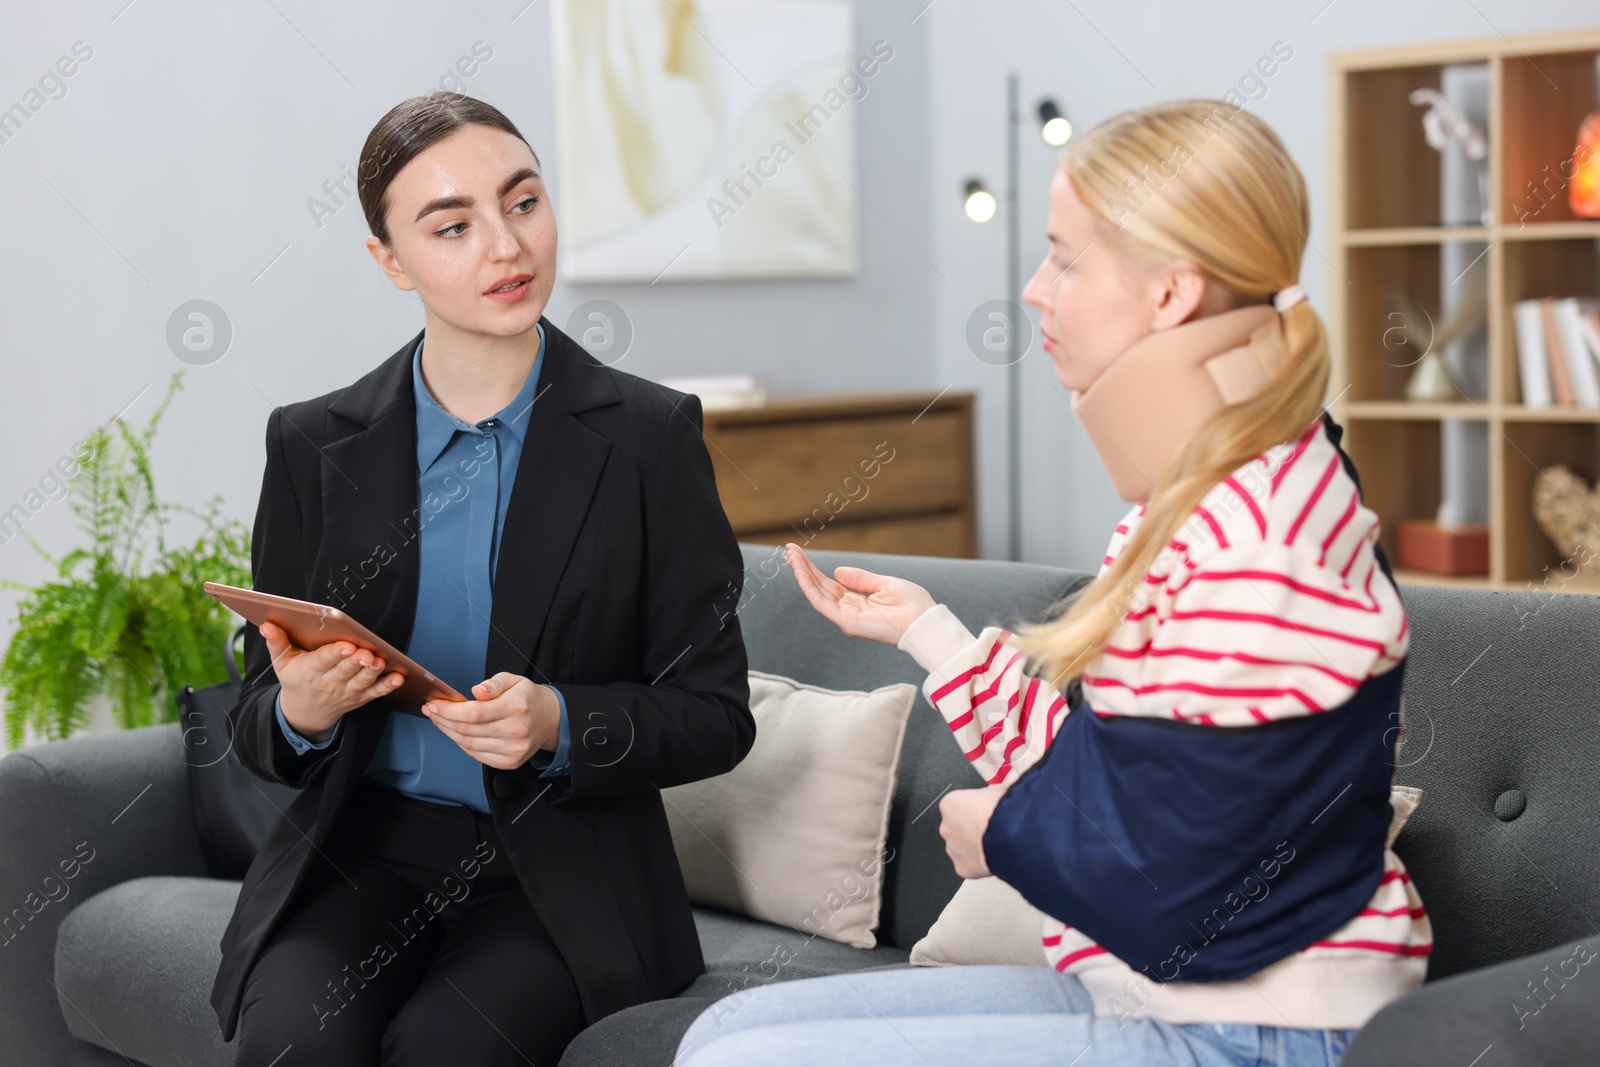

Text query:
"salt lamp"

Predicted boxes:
[[1573, 112, 1600, 219]]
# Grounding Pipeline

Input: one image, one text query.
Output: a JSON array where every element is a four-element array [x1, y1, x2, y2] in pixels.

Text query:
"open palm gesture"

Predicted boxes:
[[784, 542, 937, 646]]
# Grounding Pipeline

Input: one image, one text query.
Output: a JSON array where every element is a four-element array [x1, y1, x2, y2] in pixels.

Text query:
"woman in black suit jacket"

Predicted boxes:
[[211, 93, 755, 1065]]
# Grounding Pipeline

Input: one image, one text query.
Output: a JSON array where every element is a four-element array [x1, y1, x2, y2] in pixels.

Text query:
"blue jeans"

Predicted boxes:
[[675, 964, 1359, 1067]]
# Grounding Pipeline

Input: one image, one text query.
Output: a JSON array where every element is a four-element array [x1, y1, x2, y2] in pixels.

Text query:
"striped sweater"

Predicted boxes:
[[897, 416, 1430, 1029]]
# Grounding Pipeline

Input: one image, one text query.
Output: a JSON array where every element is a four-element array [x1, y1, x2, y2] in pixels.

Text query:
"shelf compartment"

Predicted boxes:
[[1344, 65, 1452, 230], [1496, 236, 1600, 406], [1342, 419, 1456, 567], [1500, 419, 1600, 588], [1502, 235, 1600, 302], [1501, 49, 1600, 228], [1344, 242, 1490, 404]]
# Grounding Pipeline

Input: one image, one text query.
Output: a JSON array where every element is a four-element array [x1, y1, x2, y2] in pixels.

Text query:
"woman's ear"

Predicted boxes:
[[1148, 260, 1209, 331], [364, 235, 416, 292]]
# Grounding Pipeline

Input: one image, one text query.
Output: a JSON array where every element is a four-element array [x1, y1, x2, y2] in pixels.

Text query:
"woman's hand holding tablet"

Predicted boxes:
[[259, 621, 405, 743], [202, 581, 468, 726]]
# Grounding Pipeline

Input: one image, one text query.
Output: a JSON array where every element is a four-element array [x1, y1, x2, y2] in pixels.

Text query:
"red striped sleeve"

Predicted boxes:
[[1224, 476, 1267, 537], [1285, 453, 1340, 545], [1270, 420, 1322, 492], [1193, 505, 1231, 549], [1317, 492, 1359, 568], [930, 636, 1009, 703], [1053, 944, 1110, 970], [922, 626, 1072, 783]]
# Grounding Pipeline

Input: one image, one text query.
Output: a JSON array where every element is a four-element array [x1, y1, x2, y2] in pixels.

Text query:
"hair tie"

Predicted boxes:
[[1272, 284, 1307, 312]]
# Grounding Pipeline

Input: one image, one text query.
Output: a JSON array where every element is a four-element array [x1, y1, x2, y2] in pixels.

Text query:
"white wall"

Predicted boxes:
[[2, 0, 1597, 749], [0, 0, 934, 748]]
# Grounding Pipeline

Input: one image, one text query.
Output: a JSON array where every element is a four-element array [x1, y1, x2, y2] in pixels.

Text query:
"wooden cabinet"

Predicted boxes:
[[699, 391, 978, 558]]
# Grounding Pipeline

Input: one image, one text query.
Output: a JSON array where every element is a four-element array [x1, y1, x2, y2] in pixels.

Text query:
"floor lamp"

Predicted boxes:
[[963, 75, 1073, 562]]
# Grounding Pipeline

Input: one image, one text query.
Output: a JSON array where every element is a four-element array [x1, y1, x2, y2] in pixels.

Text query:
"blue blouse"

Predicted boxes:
[[273, 321, 571, 811]]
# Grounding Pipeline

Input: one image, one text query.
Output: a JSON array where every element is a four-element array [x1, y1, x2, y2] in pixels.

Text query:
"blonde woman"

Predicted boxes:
[[673, 100, 1427, 1067]]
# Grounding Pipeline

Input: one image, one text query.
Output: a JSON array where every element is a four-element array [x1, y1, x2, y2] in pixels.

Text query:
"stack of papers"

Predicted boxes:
[[656, 374, 770, 411]]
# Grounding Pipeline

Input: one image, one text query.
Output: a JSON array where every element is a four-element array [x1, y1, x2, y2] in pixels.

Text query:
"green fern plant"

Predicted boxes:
[[0, 370, 252, 747]]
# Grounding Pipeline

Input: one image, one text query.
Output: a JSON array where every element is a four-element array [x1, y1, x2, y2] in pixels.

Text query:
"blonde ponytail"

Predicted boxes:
[[1012, 101, 1332, 690]]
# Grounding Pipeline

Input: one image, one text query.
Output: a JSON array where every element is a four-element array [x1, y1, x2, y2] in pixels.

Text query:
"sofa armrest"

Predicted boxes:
[[0, 722, 210, 1067], [1346, 938, 1600, 1066]]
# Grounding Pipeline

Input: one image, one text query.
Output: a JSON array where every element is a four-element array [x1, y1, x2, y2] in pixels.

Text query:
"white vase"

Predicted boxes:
[[1406, 350, 1459, 402]]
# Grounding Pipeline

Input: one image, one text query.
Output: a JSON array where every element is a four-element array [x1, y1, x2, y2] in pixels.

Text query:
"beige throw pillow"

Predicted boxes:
[[911, 785, 1426, 966], [1387, 785, 1423, 848], [910, 874, 1050, 966], [660, 670, 915, 949]]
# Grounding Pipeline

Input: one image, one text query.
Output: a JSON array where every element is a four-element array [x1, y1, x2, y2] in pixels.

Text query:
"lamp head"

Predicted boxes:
[[964, 179, 998, 223], [1038, 100, 1073, 146]]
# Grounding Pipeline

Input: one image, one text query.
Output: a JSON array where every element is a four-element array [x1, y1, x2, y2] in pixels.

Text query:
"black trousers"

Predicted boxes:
[[232, 776, 586, 1066]]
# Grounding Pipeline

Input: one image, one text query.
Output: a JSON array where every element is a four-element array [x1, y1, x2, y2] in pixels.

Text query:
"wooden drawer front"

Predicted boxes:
[[708, 410, 968, 531], [740, 512, 973, 558]]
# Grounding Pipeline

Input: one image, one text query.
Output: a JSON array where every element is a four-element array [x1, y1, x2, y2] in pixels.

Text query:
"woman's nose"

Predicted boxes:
[[1021, 260, 1050, 310]]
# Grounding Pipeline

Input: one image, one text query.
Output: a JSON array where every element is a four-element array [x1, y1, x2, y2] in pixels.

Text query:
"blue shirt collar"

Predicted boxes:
[[413, 320, 545, 474]]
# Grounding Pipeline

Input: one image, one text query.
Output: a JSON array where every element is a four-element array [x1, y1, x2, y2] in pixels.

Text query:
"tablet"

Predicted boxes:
[[203, 582, 467, 716]]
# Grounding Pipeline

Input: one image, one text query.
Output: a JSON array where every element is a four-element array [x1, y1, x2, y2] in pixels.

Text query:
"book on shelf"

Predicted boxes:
[[1514, 297, 1600, 408], [1562, 299, 1600, 371], [1553, 297, 1600, 406], [1542, 299, 1574, 404], [1514, 299, 1552, 408], [1582, 309, 1600, 365]]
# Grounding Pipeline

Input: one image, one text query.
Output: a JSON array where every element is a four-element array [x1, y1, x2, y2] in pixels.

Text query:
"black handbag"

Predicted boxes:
[[175, 623, 302, 880]]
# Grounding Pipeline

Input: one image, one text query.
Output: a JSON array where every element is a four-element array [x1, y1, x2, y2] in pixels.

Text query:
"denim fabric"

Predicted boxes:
[[675, 964, 1359, 1067]]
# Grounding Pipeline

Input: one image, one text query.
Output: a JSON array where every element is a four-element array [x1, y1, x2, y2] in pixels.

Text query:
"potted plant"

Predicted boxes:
[[0, 371, 252, 748]]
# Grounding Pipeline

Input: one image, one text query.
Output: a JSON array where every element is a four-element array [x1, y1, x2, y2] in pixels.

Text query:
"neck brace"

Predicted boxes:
[[1069, 303, 1286, 503]]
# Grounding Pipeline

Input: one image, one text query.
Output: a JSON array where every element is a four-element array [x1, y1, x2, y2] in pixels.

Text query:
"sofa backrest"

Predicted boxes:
[[735, 543, 1090, 951], [1385, 583, 1600, 980]]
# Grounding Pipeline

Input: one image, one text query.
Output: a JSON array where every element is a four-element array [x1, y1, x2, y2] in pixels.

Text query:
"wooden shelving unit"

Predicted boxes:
[[1328, 28, 1600, 594]]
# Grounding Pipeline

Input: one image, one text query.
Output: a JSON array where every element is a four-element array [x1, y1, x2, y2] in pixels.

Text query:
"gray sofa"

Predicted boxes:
[[2, 544, 1597, 1066]]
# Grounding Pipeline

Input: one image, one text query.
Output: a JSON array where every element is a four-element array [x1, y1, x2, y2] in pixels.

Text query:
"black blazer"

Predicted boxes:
[[210, 318, 755, 1041]]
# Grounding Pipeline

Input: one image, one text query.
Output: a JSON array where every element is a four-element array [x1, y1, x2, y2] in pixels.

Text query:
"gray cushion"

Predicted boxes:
[[55, 876, 239, 1067], [559, 998, 721, 1067], [685, 904, 912, 997], [1346, 938, 1600, 1066], [0, 722, 210, 1067], [557, 906, 912, 1067], [53, 875, 910, 1067], [72, 1040, 151, 1067]]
